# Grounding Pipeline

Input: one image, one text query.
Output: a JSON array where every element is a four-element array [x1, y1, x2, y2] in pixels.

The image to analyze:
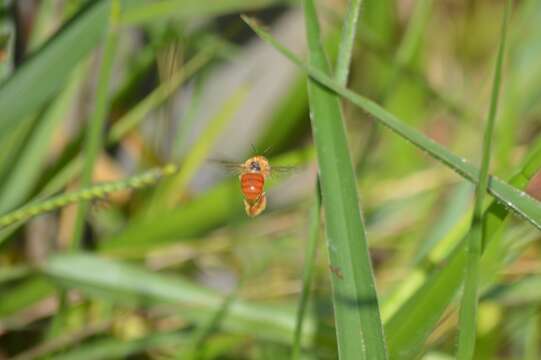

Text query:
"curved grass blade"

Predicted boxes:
[[457, 1, 512, 358], [241, 16, 541, 230], [301, 0, 387, 358], [42, 253, 317, 346]]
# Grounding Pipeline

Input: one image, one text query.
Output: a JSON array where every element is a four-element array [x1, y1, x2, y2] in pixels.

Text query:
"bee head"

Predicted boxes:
[[249, 160, 261, 172]]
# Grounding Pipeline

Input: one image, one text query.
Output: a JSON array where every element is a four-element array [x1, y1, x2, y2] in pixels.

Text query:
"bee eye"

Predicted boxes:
[[250, 161, 260, 171]]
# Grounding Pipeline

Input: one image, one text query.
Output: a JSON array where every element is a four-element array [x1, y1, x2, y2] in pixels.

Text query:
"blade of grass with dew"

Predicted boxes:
[[385, 135, 541, 359], [71, 0, 120, 249], [241, 16, 541, 230], [457, 2, 511, 357], [42, 253, 317, 346], [292, 180, 321, 360], [301, 0, 387, 358]]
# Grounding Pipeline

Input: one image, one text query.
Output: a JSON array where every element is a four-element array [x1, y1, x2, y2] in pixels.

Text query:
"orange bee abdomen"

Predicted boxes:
[[244, 194, 267, 217], [240, 172, 265, 202]]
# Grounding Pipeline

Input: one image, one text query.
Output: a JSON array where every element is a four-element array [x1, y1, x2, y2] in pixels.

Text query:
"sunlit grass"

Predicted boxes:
[[0, 1, 539, 359]]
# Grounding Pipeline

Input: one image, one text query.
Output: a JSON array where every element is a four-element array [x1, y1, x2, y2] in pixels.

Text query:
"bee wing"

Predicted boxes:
[[269, 165, 298, 179], [209, 159, 246, 175]]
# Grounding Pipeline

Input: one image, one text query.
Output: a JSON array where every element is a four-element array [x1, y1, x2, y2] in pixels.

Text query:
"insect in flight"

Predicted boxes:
[[214, 155, 294, 217]]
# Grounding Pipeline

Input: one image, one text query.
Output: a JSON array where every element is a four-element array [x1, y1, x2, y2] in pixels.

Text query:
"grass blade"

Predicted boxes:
[[71, 0, 120, 249], [300, 0, 387, 358], [0, 62, 85, 214], [0, 1, 109, 141], [241, 16, 541, 230], [385, 137, 541, 358], [292, 181, 321, 360], [42, 253, 317, 345], [121, 0, 288, 25], [335, 0, 362, 86], [457, 1, 511, 358]]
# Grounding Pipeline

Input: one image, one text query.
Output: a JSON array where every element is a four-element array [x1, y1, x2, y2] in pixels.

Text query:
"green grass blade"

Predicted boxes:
[[457, 1, 511, 358], [335, 0, 362, 85], [0, 63, 85, 214], [72, 1, 120, 249], [121, 0, 289, 25], [300, 0, 387, 358], [0, 1, 109, 141], [385, 137, 541, 359], [292, 181, 321, 360], [241, 16, 541, 230], [42, 253, 316, 346]]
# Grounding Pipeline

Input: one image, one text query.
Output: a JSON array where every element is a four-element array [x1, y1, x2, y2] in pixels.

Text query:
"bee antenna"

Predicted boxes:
[[250, 143, 258, 155]]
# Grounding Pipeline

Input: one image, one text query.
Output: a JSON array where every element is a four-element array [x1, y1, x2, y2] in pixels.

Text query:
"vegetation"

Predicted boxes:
[[0, 0, 539, 359]]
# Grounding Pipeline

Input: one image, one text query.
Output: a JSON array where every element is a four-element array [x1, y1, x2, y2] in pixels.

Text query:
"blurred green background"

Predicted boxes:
[[0, 0, 540, 359]]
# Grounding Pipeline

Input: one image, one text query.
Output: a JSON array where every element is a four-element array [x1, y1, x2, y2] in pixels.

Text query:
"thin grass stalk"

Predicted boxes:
[[291, 180, 321, 360], [301, 0, 387, 357], [0, 164, 178, 229], [240, 16, 541, 230], [71, 0, 121, 249], [457, 1, 511, 358]]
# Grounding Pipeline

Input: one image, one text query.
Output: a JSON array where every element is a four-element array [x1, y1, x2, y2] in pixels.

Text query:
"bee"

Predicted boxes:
[[215, 155, 293, 217]]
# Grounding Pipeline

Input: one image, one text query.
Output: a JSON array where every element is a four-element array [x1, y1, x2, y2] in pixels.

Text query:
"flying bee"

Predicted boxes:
[[214, 155, 294, 217]]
